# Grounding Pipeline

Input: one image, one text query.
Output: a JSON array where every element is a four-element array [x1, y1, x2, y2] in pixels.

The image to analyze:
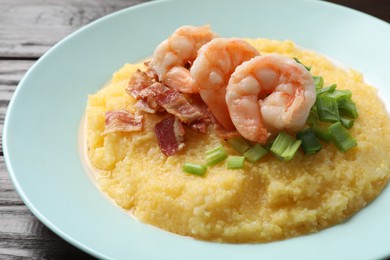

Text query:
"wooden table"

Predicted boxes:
[[0, 0, 388, 259]]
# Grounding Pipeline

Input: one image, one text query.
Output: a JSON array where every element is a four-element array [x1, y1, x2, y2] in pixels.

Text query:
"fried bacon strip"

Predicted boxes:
[[103, 110, 143, 134], [127, 69, 158, 99], [126, 68, 216, 156], [155, 116, 185, 156], [138, 82, 204, 123]]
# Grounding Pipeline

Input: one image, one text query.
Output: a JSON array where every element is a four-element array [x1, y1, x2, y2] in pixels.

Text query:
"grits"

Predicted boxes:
[[85, 39, 390, 243]]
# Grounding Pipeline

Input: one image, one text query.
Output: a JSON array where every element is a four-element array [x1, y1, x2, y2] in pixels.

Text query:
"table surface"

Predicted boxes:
[[0, 0, 389, 259]]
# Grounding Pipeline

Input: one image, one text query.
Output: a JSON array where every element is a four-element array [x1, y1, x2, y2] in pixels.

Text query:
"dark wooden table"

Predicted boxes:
[[0, 0, 388, 259]]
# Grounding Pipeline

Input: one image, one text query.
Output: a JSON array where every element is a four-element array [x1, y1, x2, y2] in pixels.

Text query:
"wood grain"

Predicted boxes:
[[0, 0, 148, 58], [325, 0, 390, 22]]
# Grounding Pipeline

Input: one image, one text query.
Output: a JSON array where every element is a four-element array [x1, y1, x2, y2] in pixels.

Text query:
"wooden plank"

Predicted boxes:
[[0, 0, 150, 58], [0, 207, 94, 259], [1, 156, 95, 259], [0, 60, 35, 153], [0, 156, 24, 205], [325, 0, 390, 22]]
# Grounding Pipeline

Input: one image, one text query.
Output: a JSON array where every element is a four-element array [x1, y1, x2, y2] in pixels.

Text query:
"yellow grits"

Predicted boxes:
[[85, 39, 390, 243]]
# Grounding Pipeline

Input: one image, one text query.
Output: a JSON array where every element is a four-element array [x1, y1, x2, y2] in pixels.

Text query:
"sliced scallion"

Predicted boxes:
[[329, 122, 357, 152], [244, 144, 268, 163], [226, 156, 245, 169], [270, 132, 302, 161], [293, 57, 312, 71], [340, 117, 354, 129], [205, 145, 228, 166], [312, 124, 332, 143], [322, 89, 352, 102], [316, 95, 340, 122], [338, 98, 358, 119], [307, 107, 319, 126], [317, 84, 337, 95], [227, 136, 251, 154], [313, 76, 324, 90], [182, 163, 207, 176], [281, 139, 302, 161], [296, 128, 322, 155]]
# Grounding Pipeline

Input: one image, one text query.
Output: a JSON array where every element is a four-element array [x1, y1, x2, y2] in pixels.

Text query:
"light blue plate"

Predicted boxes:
[[3, 0, 390, 259]]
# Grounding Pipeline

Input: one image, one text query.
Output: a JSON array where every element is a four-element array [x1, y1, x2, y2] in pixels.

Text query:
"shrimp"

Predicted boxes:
[[225, 54, 316, 143], [190, 38, 260, 130], [149, 25, 217, 93]]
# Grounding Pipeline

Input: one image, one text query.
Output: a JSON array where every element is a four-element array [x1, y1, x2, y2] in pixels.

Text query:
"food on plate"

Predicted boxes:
[[225, 54, 317, 143], [84, 25, 390, 243]]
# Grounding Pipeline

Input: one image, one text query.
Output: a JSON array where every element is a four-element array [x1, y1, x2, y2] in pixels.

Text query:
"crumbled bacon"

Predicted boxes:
[[155, 116, 185, 156], [183, 94, 213, 133], [103, 110, 143, 134], [126, 67, 223, 156], [134, 100, 158, 113], [126, 69, 158, 99], [139, 83, 204, 123]]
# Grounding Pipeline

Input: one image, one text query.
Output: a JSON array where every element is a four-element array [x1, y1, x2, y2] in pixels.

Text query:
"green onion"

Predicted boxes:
[[205, 145, 228, 166], [182, 163, 207, 176], [322, 89, 352, 102], [329, 122, 357, 152], [226, 156, 245, 169], [270, 132, 302, 161], [296, 128, 322, 155], [316, 95, 340, 122], [338, 99, 358, 119], [307, 107, 319, 126], [340, 117, 354, 129], [317, 84, 337, 95], [293, 57, 311, 71], [227, 136, 251, 154], [244, 144, 268, 162], [313, 76, 324, 90], [312, 124, 332, 143]]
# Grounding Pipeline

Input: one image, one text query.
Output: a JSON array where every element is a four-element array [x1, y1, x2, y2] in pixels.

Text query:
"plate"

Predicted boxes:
[[3, 0, 390, 259]]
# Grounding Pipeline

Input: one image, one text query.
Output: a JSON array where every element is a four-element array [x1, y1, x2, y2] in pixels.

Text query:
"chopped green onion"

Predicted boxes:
[[270, 132, 302, 161], [226, 156, 245, 169], [296, 128, 322, 155], [205, 145, 228, 166], [338, 99, 358, 119], [322, 89, 352, 102], [329, 122, 357, 152], [317, 84, 337, 95], [340, 117, 354, 129], [293, 57, 311, 71], [307, 107, 319, 126], [227, 136, 251, 154], [313, 76, 324, 90], [312, 124, 332, 143], [281, 140, 302, 161], [244, 144, 268, 162], [182, 163, 207, 176], [316, 95, 340, 122]]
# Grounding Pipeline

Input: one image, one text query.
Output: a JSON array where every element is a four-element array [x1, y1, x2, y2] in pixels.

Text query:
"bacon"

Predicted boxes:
[[183, 94, 213, 133], [155, 116, 185, 156], [103, 110, 143, 134], [134, 100, 158, 113], [126, 69, 158, 99], [139, 83, 204, 123]]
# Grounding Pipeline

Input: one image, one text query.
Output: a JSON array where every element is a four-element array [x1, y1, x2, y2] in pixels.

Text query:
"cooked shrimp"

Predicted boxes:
[[226, 54, 316, 143], [149, 25, 217, 93], [190, 38, 260, 130]]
